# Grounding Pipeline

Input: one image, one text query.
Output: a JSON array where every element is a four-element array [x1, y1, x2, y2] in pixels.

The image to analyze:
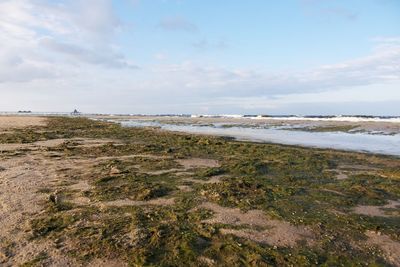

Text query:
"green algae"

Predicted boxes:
[[20, 117, 400, 266]]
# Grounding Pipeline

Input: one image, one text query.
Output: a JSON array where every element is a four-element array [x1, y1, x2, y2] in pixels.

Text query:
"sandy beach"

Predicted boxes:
[[0, 116, 47, 131], [2, 0, 399, 265], [0, 116, 399, 266]]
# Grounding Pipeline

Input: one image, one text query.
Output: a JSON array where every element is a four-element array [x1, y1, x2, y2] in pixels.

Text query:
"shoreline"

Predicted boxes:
[[2, 115, 399, 157], [94, 115, 400, 135], [0, 116, 399, 266], [103, 116, 400, 157], [126, 122, 400, 158]]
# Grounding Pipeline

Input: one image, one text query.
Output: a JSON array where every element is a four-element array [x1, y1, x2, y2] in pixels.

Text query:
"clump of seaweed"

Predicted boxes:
[[21, 117, 400, 266]]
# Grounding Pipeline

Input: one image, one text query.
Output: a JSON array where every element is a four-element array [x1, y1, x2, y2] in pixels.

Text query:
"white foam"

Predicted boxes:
[[252, 116, 400, 123], [190, 114, 400, 123]]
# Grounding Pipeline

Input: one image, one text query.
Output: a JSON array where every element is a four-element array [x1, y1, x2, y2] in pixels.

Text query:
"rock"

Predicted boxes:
[[109, 166, 121, 175], [49, 194, 57, 203], [49, 191, 60, 204], [0, 252, 6, 263], [0, 247, 11, 263]]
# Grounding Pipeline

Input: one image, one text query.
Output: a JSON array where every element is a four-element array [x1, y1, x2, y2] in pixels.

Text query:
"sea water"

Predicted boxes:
[[117, 120, 400, 157]]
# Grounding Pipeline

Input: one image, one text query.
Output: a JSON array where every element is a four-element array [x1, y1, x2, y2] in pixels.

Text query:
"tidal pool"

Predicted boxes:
[[117, 120, 400, 156]]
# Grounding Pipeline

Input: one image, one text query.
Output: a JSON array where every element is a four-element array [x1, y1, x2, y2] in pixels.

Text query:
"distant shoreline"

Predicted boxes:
[[1, 112, 400, 123], [94, 114, 400, 135]]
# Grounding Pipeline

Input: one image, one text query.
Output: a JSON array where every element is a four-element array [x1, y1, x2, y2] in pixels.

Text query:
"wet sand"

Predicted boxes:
[[93, 115, 400, 135], [101, 116, 400, 156]]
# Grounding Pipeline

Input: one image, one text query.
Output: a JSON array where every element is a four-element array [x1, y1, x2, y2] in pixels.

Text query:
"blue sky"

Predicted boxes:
[[119, 0, 399, 68], [0, 0, 399, 115]]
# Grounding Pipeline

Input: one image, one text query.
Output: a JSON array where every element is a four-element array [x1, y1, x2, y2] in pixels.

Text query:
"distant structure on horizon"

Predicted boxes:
[[71, 109, 81, 116]]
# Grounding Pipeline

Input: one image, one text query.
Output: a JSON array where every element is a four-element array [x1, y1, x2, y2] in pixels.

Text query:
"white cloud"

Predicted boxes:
[[154, 52, 168, 61], [39, 37, 136, 69], [192, 38, 228, 51], [0, 0, 398, 114], [0, 0, 134, 83], [158, 16, 198, 32], [133, 39, 400, 98]]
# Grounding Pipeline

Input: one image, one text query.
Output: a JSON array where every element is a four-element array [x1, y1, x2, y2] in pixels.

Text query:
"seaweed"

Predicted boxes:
[[21, 117, 400, 266]]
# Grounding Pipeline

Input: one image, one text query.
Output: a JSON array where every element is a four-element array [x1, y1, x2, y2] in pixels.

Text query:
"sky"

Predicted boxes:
[[0, 0, 399, 115]]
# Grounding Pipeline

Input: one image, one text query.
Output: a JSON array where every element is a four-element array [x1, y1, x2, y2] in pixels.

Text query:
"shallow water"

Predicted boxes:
[[118, 120, 400, 156]]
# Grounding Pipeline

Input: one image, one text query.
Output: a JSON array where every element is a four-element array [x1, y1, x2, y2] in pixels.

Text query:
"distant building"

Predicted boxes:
[[71, 109, 81, 116]]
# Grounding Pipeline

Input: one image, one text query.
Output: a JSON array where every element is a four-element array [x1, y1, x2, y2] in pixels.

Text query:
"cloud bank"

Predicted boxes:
[[0, 0, 399, 114], [0, 0, 133, 84]]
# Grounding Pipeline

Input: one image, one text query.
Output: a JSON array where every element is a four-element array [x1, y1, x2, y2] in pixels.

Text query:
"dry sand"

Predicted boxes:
[[177, 158, 220, 169], [353, 200, 400, 218], [198, 202, 314, 247], [0, 116, 224, 265], [0, 117, 125, 266], [0, 116, 46, 130], [366, 230, 400, 266], [0, 146, 81, 265], [98, 197, 176, 207]]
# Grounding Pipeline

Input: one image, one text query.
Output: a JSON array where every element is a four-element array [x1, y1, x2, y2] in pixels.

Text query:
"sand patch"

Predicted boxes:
[[67, 180, 93, 205], [321, 188, 346, 196], [0, 143, 32, 151], [177, 185, 193, 192], [0, 154, 77, 265], [142, 158, 221, 175], [95, 154, 171, 161], [36, 138, 119, 149], [99, 197, 176, 207], [200, 202, 270, 226], [198, 256, 216, 266], [175, 171, 195, 177], [328, 209, 347, 216], [353, 200, 400, 217], [327, 165, 381, 180], [4, 239, 79, 267], [64, 138, 121, 148], [68, 179, 92, 192], [87, 258, 129, 267], [0, 138, 117, 152], [144, 168, 182, 175], [325, 169, 349, 180], [336, 171, 349, 180], [220, 228, 312, 247], [0, 116, 47, 130], [177, 158, 220, 169], [71, 196, 92, 205], [184, 175, 225, 185], [365, 230, 400, 266], [0, 145, 128, 265], [0, 144, 179, 264], [339, 164, 380, 171], [199, 202, 313, 247], [35, 139, 67, 147]]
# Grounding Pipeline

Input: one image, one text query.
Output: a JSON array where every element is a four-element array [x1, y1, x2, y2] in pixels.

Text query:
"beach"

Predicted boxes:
[[95, 115, 400, 135], [99, 115, 400, 156], [0, 116, 399, 266]]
